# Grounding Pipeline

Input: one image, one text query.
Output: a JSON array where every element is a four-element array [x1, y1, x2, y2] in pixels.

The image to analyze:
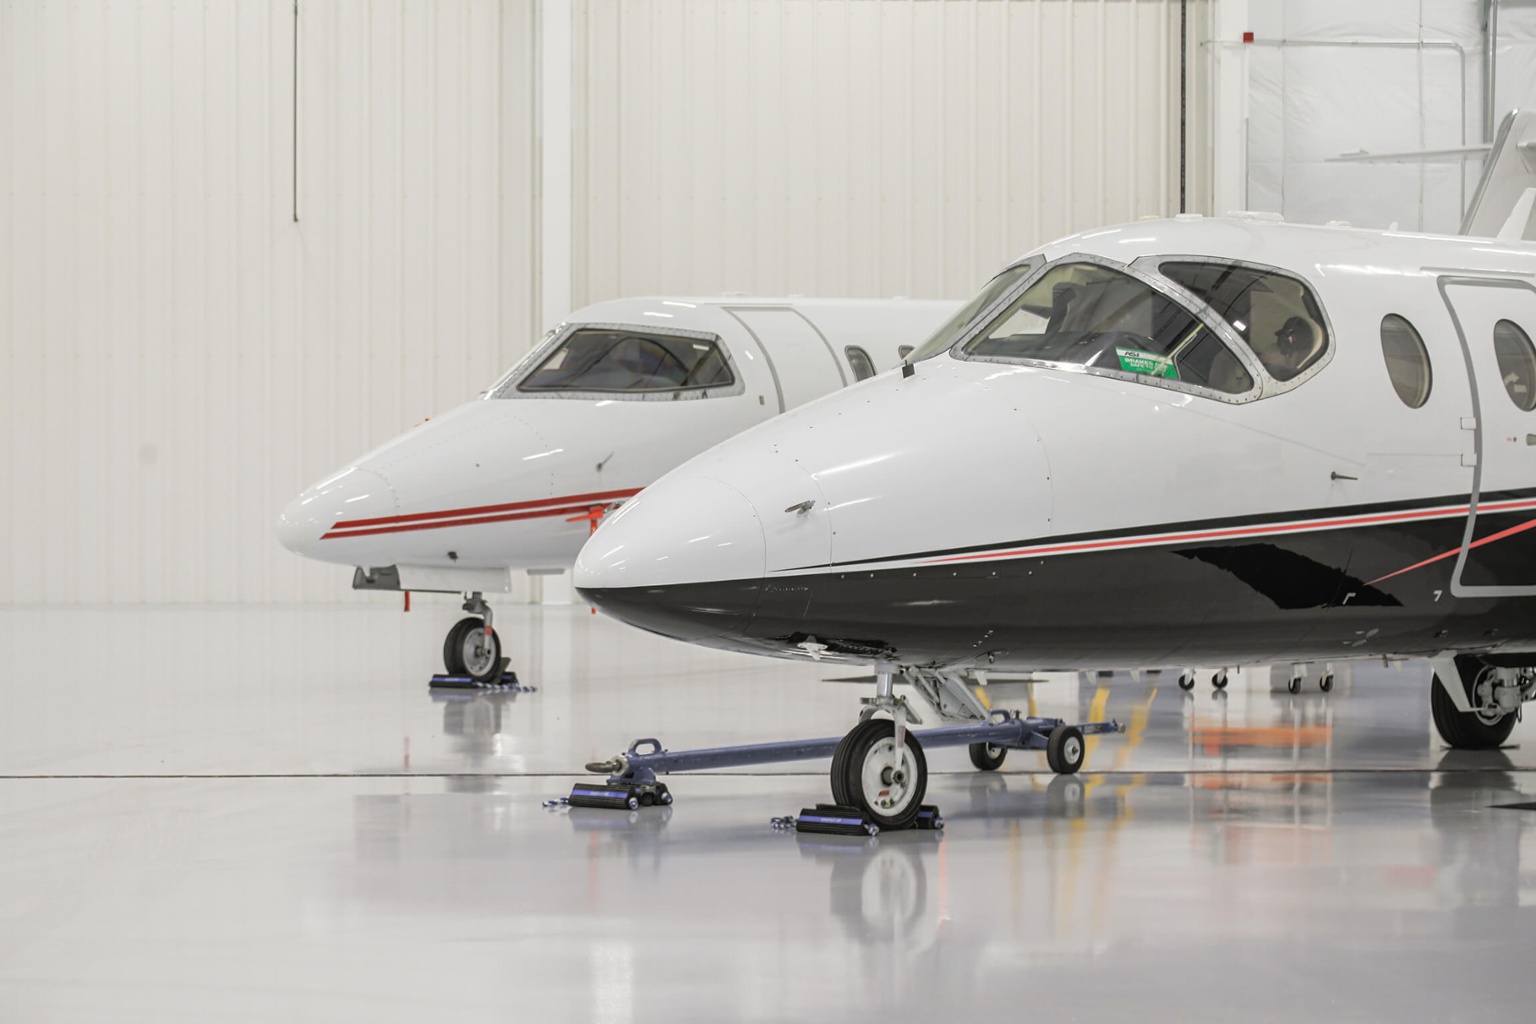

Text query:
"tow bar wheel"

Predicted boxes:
[[1046, 725, 1086, 775], [831, 719, 928, 830], [968, 741, 1008, 771]]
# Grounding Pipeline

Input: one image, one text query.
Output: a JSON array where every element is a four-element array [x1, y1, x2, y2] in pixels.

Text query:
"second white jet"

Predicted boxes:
[[277, 295, 959, 680]]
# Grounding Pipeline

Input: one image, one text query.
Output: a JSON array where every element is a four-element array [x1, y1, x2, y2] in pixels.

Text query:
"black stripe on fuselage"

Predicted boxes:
[[775, 487, 1536, 573], [580, 501, 1536, 669]]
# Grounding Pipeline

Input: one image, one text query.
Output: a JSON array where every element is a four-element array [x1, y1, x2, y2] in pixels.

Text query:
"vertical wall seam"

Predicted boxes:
[[1032, 0, 1042, 238]]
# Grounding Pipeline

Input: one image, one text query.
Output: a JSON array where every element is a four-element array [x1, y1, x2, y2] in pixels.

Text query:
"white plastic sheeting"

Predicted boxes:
[[1241, 0, 1536, 233]]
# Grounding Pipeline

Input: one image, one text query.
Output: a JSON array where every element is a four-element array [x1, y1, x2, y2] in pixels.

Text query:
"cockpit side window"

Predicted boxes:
[[1160, 262, 1329, 383], [960, 262, 1254, 395], [907, 261, 1039, 362], [518, 328, 735, 393], [845, 346, 877, 381]]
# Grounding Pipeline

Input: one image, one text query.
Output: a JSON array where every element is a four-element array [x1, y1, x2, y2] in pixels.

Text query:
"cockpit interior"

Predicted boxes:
[[913, 255, 1331, 399]]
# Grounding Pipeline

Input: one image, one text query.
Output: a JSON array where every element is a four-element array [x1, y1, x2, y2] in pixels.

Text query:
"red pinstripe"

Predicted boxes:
[[918, 497, 1536, 568], [322, 487, 641, 540]]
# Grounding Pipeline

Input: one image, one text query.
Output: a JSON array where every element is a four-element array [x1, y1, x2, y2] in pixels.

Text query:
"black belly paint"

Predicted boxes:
[[579, 498, 1536, 670]]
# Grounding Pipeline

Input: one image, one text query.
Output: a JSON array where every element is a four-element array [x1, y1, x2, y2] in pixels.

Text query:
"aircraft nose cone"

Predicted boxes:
[[574, 475, 767, 640], [276, 466, 398, 561]]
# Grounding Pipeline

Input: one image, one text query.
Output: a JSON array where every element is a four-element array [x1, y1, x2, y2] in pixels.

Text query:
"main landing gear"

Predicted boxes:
[[572, 667, 1123, 831], [1431, 655, 1535, 750], [441, 592, 505, 684]]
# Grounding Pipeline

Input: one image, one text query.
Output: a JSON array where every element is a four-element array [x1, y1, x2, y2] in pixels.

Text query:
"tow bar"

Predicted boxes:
[[571, 711, 1125, 831]]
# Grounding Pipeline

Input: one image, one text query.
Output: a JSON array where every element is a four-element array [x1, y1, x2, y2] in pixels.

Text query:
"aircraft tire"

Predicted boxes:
[[967, 741, 1007, 771], [1431, 670, 1516, 750], [833, 718, 927, 830], [1045, 725, 1085, 775], [828, 728, 858, 806], [442, 616, 480, 675], [457, 623, 504, 684]]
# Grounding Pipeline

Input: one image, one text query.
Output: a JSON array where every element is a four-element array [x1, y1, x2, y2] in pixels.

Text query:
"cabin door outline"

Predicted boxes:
[[1439, 275, 1536, 597], [725, 307, 849, 413]]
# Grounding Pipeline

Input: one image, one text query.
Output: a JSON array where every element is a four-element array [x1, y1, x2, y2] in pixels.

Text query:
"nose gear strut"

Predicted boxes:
[[436, 591, 510, 685]]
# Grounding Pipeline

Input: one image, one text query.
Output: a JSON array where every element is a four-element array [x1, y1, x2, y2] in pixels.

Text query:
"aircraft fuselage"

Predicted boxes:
[[575, 218, 1536, 672], [278, 296, 958, 594]]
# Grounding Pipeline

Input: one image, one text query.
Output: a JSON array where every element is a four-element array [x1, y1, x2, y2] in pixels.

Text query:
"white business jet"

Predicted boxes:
[[575, 214, 1536, 825], [277, 295, 959, 680]]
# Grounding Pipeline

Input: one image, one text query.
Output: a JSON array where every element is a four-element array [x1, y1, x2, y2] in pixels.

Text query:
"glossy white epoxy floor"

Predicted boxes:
[[3, 604, 1535, 1022]]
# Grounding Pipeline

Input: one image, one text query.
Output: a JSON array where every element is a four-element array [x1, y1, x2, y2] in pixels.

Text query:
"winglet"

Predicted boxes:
[[1498, 186, 1536, 241]]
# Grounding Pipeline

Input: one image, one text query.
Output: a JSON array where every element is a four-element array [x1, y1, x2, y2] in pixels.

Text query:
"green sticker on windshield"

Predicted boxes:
[[1115, 347, 1179, 379]]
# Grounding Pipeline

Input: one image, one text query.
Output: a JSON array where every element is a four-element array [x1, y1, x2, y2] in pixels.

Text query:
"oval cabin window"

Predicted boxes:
[[1493, 319, 1536, 411], [1379, 315, 1432, 409]]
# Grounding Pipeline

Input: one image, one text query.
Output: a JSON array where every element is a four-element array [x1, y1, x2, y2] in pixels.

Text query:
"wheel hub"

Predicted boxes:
[[462, 629, 495, 675], [1473, 668, 1509, 725], [862, 739, 918, 813]]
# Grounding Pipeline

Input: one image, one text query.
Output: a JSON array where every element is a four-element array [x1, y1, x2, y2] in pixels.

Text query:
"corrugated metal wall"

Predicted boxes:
[[2, 0, 1205, 604], [1, 1, 538, 603], [572, 0, 1201, 306]]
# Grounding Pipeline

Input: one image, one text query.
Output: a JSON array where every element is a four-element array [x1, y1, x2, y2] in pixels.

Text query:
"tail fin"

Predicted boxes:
[[1461, 109, 1536, 239]]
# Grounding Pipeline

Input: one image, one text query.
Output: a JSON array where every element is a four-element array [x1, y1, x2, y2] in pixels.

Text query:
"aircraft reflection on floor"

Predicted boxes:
[[796, 832, 943, 950], [426, 688, 542, 791], [10, 606, 1534, 1019], [340, 759, 1535, 1023], [1430, 747, 1528, 910]]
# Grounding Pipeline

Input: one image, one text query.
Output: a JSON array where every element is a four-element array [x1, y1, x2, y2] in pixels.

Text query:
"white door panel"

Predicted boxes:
[[1441, 278, 1536, 596], [726, 308, 848, 412]]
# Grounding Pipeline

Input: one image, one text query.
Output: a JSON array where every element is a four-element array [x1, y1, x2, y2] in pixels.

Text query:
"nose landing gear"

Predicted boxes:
[[830, 718, 929, 830], [441, 592, 506, 684], [572, 669, 1124, 828]]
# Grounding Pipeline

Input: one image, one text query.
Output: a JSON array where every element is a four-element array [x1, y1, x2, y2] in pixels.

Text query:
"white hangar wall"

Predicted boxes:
[[2, 0, 1210, 605], [1, 1, 540, 604], [572, 0, 1208, 307]]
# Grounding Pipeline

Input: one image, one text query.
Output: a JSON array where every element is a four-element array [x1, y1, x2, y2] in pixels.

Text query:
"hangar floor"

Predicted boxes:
[[2, 603, 1534, 1022]]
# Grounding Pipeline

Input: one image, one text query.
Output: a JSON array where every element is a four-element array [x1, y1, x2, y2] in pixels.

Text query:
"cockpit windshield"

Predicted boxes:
[[906, 261, 1038, 362], [960, 262, 1254, 394], [518, 328, 735, 394], [1159, 262, 1328, 382]]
